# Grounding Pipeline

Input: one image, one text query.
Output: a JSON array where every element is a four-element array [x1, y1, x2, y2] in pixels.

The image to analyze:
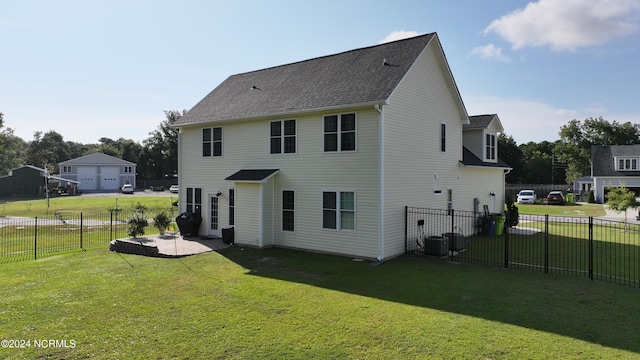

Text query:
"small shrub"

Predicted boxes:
[[127, 213, 148, 239], [134, 202, 148, 214], [587, 189, 595, 203], [153, 211, 171, 234]]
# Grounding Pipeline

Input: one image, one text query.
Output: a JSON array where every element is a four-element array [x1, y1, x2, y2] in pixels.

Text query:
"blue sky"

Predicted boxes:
[[1, 0, 639, 145]]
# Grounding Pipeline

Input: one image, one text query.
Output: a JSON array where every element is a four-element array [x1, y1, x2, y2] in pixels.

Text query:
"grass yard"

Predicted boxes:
[[517, 203, 606, 217], [1, 247, 639, 359], [0, 196, 176, 217]]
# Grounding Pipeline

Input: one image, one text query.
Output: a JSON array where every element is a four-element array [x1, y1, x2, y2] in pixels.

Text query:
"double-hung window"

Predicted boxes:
[[282, 190, 295, 232], [485, 133, 496, 161], [617, 157, 639, 171], [203, 127, 222, 157], [186, 187, 202, 214], [271, 120, 296, 154], [322, 191, 355, 231], [324, 113, 356, 152]]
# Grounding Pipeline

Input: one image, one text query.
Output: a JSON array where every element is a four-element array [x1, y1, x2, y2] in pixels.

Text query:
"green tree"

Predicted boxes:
[[139, 110, 182, 179], [521, 150, 552, 184], [0, 113, 28, 174], [498, 133, 523, 183], [555, 117, 640, 184], [24, 131, 67, 172], [606, 185, 638, 224]]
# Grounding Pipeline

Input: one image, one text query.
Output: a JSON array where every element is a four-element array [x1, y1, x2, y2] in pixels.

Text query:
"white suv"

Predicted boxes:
[[517, 190, 536, 204]]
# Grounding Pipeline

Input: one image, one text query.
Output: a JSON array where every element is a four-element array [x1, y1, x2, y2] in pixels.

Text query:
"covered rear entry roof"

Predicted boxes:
[[225, 169, 279, 183]]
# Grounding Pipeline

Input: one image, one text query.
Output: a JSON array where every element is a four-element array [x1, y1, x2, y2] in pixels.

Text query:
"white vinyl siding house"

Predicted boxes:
[[174, 33, 510, 260]]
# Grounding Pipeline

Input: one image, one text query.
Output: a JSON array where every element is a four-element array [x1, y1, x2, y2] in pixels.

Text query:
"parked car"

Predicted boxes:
[[121, 184, 134, 194], [169, 185, 179, 193], [517, 190, 536, 204], [150, 185, 165, 191], [546, 191, 565, 205]]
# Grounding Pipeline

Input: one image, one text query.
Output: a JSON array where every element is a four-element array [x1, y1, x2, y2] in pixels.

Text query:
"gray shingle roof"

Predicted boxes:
[[592, 145, 640, 176], [461, 147, 511, 169], [464, 114, 496, 129], [225, 169, 280, 182], [174, 33, 436, 126]]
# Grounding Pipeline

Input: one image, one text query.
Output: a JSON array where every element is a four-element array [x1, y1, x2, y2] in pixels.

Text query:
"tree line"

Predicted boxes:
[[0, 110, 183, 179], [1, 112, 637, 184], [499, 116, 640, 185]]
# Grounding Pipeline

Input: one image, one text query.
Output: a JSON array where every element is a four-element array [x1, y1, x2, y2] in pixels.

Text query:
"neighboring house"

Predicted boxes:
[[173, 33, 510, 261], [58, 153, 136, 191], [572, 176, 593, 197], [0, 165, 79, 197], [591, 145, 640, 203]]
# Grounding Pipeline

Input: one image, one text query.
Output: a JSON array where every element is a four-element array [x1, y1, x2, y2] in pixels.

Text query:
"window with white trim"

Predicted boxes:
[[203, 127, 222, 157], [617, 157, 639, 171], [186, 187, 202, 214], [485, 133, 496, 161], [124, 166, 133, 173], [322, 191, 355, 231], [282, 190, 295, 232], [324, 113, 356, 152], [271, 120, 296, 154], [62, 166, 72, 173]]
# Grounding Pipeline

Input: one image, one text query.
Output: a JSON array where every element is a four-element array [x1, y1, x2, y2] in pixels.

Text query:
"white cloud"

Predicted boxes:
[[378, 30, 423, 44], [471, 44, 510, 62], [483, 0, 640, 51], [465, 95, 580, 144]]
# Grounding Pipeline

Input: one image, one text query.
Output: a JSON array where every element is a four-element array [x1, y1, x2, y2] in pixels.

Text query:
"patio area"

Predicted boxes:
[[110, 234, 231, 257]]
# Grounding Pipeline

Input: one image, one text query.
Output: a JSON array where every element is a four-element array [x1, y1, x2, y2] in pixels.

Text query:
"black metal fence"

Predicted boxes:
[[0, 208, 177, 263], [406, 207, 640, 288]]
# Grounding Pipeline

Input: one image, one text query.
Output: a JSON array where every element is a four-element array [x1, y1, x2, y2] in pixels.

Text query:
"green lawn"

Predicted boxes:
[[517, 203, 606, 217], [0, 195, 176, 217], [1, 247, 639, 359]]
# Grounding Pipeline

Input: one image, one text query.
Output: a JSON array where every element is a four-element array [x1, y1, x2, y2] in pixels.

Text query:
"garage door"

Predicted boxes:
[[77, 166, 97, 191], [101, 166, 120, 190]]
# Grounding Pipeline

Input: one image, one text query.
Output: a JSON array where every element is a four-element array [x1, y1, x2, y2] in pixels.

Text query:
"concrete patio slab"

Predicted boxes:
[[110, 233, 231, 257]]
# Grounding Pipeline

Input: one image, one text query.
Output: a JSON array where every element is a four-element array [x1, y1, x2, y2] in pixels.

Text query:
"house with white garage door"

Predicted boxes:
[[58, 153, 136, 191]]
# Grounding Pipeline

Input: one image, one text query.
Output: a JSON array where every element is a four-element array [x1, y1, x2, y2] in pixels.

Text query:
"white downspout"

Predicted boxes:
[[376, 104, 384, 261]]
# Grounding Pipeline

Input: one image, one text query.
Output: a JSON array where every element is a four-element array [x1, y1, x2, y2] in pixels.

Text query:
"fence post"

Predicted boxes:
[[544, 214, 549, 274], [110, 211, 113, 241], [80, 212, 83, 249], [589, 216, 594, 280], [34, 217, 38, 260], [450, 209, 455, 261], [504, 213, 509, 268], [404, 206, 408, 254]]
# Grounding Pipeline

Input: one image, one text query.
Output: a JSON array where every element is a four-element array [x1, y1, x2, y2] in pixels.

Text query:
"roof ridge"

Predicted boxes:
[[231, 33, 436, 77]]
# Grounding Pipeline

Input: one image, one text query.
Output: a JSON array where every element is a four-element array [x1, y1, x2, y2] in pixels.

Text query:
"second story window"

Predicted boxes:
[[440, 123, 446, 152], [617, 157, 639, 171], [485, 133, 496, 161], [203, 127, 222, 157], [270, 120, 296, 154], [324, 113, 356, 152], [124, 166, 133, 173], [62, 166, 72, 173]]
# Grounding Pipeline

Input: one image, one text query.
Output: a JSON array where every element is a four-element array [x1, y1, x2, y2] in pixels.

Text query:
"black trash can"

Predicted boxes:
[[222, 227, 235, 245], [175, 212, 202, 236]]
